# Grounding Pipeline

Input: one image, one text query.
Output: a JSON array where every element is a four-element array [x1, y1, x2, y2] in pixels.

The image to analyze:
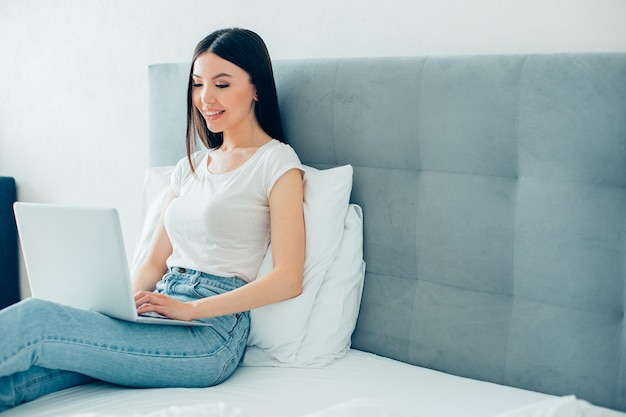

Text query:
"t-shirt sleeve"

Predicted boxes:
[[170, 151, 209, 195], [169, 155, 196, 196], [265, 143, 303, 197], [169, 158, 185, 196]]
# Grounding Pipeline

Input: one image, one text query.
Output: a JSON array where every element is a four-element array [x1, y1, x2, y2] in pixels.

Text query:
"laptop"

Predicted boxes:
[[13, 202, 209, 326]]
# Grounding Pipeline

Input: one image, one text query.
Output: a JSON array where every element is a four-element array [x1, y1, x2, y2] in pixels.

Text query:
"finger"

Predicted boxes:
[[136, 302, 157, 315], [137, 299, 167, 314], [134, 293, 153, 308], [136, 294, 172, 313], [134, 290, 151, 303], [135, 291, 165, 307]]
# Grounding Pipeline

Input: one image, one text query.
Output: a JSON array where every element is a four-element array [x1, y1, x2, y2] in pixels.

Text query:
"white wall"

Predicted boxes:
[[2, 0, 625, 297]]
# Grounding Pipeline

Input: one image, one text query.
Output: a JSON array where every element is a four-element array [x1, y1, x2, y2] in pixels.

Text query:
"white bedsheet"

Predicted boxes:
[[493, 396, 620, 417], [4, 350, 624, 417]]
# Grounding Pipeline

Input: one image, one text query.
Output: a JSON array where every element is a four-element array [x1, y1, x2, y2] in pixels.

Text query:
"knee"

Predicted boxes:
[[5, 298, 63, 326], [0, 298, 75, 351], [16, 297, 56, 314]]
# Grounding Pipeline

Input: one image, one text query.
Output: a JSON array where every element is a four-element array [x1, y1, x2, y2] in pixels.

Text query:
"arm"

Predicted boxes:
[[135, 168, 305, 320], [132, 188, 176, 292]]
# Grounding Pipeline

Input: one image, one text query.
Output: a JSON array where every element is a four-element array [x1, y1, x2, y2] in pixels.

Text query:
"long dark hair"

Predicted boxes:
[[185, 28, 285, 171]]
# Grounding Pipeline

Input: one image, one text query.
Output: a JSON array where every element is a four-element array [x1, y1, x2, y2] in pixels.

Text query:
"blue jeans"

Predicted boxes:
[[0, 268, 250, 411]]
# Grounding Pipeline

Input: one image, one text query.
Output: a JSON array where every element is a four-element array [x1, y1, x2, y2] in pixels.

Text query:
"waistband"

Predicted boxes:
[[166, 267, 247, 292]]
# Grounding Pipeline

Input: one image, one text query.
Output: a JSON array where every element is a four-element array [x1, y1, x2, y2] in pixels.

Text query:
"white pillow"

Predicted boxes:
[[245, 165, 353, 362], [130, 166, 174, 275], [242, 204, 365, 367], [295, 203, 365, 365], [132, 164, 354, 363]]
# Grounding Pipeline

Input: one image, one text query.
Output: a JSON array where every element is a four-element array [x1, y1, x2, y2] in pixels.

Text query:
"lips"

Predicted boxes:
[[203, 110, 225, 120]]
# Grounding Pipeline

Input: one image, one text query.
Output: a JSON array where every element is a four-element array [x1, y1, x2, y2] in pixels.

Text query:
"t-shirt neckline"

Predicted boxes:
[[203, 139, 276, 177]]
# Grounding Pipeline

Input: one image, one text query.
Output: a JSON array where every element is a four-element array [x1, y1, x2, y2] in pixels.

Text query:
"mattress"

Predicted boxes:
[[3, 350, 623, 417]]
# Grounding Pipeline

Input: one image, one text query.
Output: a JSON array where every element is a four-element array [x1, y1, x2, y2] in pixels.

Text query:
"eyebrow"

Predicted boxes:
[[192, 73, 233, 80]]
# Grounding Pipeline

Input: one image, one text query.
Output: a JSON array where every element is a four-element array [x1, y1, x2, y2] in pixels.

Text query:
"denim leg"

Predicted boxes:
[[0, 367, 94, 411], [0, 295, 249, 410]]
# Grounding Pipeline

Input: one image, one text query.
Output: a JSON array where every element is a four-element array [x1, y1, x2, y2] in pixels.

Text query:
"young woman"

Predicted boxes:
[[0, 28, 305, 411]]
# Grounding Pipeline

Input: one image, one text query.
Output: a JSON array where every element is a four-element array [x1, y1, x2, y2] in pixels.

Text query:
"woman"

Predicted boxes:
[[0, 28, 305, 411]]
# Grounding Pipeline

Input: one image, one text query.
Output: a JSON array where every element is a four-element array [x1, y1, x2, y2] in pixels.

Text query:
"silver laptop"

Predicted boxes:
[[13, 202, 209, 326]]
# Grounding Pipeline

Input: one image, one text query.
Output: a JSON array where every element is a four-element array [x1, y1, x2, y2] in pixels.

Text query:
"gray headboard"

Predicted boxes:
[[148, 54, 626, 411]]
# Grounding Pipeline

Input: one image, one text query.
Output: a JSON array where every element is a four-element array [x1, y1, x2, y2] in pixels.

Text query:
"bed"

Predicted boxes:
[[5, 53, 626, 416]]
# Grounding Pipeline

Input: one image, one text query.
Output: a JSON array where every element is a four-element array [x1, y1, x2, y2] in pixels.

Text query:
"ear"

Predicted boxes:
[[253, 90, 259, 102]]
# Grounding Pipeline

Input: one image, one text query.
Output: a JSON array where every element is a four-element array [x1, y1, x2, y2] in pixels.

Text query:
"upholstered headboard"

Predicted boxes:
[[148, 54, 626, 411]]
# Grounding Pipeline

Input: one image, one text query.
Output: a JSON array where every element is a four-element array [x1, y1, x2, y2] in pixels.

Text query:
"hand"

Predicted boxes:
[[134, 291, 197, 322]]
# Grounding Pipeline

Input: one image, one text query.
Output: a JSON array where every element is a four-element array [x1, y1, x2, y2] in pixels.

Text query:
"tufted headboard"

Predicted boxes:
[[148, 54, 626, 411]]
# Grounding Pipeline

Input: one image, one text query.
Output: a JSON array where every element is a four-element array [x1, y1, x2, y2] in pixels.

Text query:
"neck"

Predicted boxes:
[[221, 121, 271, 151]]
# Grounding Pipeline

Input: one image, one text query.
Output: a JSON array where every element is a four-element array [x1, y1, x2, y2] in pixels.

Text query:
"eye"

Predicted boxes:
[[192, 82, 203, 88], [215, 83, 229, 89]]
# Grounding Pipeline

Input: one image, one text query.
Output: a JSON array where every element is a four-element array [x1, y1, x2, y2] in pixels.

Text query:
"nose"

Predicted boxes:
[[198, 87, 216, 107]]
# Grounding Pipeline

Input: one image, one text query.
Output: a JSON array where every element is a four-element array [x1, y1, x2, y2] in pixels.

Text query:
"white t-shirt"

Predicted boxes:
[[165, 139, 302, 282]]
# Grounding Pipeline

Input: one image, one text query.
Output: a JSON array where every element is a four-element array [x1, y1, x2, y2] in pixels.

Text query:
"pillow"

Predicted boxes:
[[245, 165, 353, 362], [295, 203, 365, 365], [132, 164, 354, 363], [242, 203, 365, 367], [130, 166, 174, 275]]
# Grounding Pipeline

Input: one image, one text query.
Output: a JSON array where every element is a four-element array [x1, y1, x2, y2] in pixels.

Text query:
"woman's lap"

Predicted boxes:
[[0, 270, 250, 410]]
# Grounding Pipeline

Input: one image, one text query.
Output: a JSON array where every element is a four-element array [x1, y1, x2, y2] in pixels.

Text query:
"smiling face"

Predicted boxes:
[[191, 52, 259, 138]]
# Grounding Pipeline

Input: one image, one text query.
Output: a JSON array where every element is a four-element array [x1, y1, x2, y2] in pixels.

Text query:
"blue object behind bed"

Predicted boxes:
[[148, 54, 626, 411], [0, 177, 20, 309]]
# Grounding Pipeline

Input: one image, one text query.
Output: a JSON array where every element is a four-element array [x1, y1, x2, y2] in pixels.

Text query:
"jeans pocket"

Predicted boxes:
[[191, 283, 220, 299], [157, 276, 199, 303], [154, 275, 172, 294]]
